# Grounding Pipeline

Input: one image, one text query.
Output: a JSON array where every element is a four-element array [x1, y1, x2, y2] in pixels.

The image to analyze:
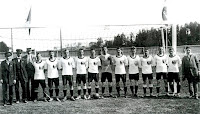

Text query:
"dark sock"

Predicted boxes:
[[83, 89, 87, 95], [88, 88, 91, 95], [135, 86, 138, 94], [177, 84, 181, 93], [165, 87, 168, 93], [70, 90, 73, 96], [143, 87, 146, 94], [55, 89, 59, 96], [95, 88, 99, 93], [102, 87, 105, 94], [124, 87, 127, 95], [49, 89, 53, 97], [130, 86, 134, 94], [150, 87, 153, 94], [109, 87, 112, 94], [116, 87, 120, 95], [170, 85, 174, 92], [156, 87, 160, 93], [63, 90, 67, 97], [78, 90, 81, 95]]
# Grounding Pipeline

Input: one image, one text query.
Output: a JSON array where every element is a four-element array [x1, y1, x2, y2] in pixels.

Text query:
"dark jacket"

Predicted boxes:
[[182, 54, 200, 77], [13, 58, 28, 82], [0, 60, 15, 85], [22, 55, 35, 77]]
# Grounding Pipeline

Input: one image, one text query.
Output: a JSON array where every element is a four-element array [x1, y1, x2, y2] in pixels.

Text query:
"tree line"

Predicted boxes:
[[90, 22, 200, 48]]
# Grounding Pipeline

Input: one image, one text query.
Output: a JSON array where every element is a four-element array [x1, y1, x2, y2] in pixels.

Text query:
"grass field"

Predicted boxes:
[[0, 69, 199, 114]]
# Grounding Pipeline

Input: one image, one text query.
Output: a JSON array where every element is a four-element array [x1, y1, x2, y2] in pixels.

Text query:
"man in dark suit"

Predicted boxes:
[[0, 51, 16, 106], [13, 49, 28, 103], [23, 48, 35, 101], [182, 46, 200, 99]]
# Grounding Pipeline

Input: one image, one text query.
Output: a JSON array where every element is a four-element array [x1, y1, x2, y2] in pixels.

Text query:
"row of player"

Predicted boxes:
[[1, 46, 199, 106]]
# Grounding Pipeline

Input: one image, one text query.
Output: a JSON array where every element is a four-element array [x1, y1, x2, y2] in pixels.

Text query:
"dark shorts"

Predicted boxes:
[[129, 74, 139, 80], [156, 73, 167, 80], [168, 72, 180, 82], [142, 74, 153, 81], [76, 74, 87, 84], [88, 72, 99, 82], [62, 75, 73, 86], [48, 78, 59, 89], [115, 74, 126, 82], [101, 72, 112, 82], [33, 80, 46, 92]]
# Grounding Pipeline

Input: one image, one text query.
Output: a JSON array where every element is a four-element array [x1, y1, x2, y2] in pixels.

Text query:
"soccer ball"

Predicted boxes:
[[93, 93, 100, 99]]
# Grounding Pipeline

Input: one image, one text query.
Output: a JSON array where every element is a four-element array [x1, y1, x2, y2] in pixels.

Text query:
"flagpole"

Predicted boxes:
[[11, 28, 13, 53], [60, 28, 63, 57]]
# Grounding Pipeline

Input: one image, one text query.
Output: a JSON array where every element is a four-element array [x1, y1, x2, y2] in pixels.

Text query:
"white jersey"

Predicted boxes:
[[75, 57, 88, 74], [58, 57, 75, 75], [33, 61, 46, 80], [140, 55, 153, 74], [154, 54, 168, 73], [113, 55, 128, 74], [88, 56, 101, 73], [127, 55, 140, 74], [99, 54, 113, 73], [167, 55, 181, 72], [45, 58, 59, 78]]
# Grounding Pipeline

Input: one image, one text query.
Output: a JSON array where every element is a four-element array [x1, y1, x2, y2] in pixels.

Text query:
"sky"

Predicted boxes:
[[0, 0, 200, 51]]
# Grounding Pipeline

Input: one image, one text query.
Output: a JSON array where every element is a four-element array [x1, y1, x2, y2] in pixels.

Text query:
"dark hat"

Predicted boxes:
[[16, 49, 23, 54], [186, 46, 191, 49], [26, 48, 32, 52], [5, 51, 12, 57]]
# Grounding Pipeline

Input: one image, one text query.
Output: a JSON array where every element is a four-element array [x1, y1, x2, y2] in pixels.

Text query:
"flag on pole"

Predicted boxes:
[[162, 0, 167, 21], [26, 8, 31, 35]]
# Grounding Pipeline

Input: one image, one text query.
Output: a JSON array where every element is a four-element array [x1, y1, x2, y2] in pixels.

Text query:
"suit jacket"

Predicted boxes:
[[13, 58, 28, 82], [22, 54, 35, 77], [0, 60, 15, 85], [182, 54, 200, 77]]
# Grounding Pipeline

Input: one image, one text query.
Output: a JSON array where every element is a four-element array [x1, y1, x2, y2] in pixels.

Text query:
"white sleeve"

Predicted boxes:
[[98, 57, 101, 66], [44, 60, 47, 70], [178, 56, 182, 67], [124, 56, 128, 66], [153, 56, 157, 66]]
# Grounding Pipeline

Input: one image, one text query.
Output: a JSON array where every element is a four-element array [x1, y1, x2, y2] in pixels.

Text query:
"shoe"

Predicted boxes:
[[83, 95, 87, 100], [63, 97, 67, 102], [56, 97, 61, 102], [188, 95, 193, 98], [33, 99, 37, 103], [150, 93, 154, 97], [23, 100, 28, 103], [87, 95, 91, 100], [44, 97, 47, 102], [49, 97, 53, 102], [109, 94, 115, 98], [100, 95, 104, 99], [156, 93, 160, 97], [134, 94, 138, 97], [16, 101, 20, 104], [195, 96, 199, 99], [7, 103, 12, 105], [177, 93, 181, 97], [124, 95, 127, 98], [71, 96, 76, 101], [75, 95, 81, 100], [3, 104, 7, 107]]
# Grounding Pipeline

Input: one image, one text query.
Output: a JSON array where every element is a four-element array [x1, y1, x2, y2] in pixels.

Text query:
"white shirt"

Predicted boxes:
[[58, 57, 75, 75], [167, 55, 181, 72], [128, 55, 140, 74], [140, 55, 153, 74], [154, 54, 168, 73], [75, 57, 88, 74], [99, 54, 113, 73], [33, 61, 46, 80], [113, 55, 128, 74], [45, 58, 59, 78], [88, 56, 101, 73]]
